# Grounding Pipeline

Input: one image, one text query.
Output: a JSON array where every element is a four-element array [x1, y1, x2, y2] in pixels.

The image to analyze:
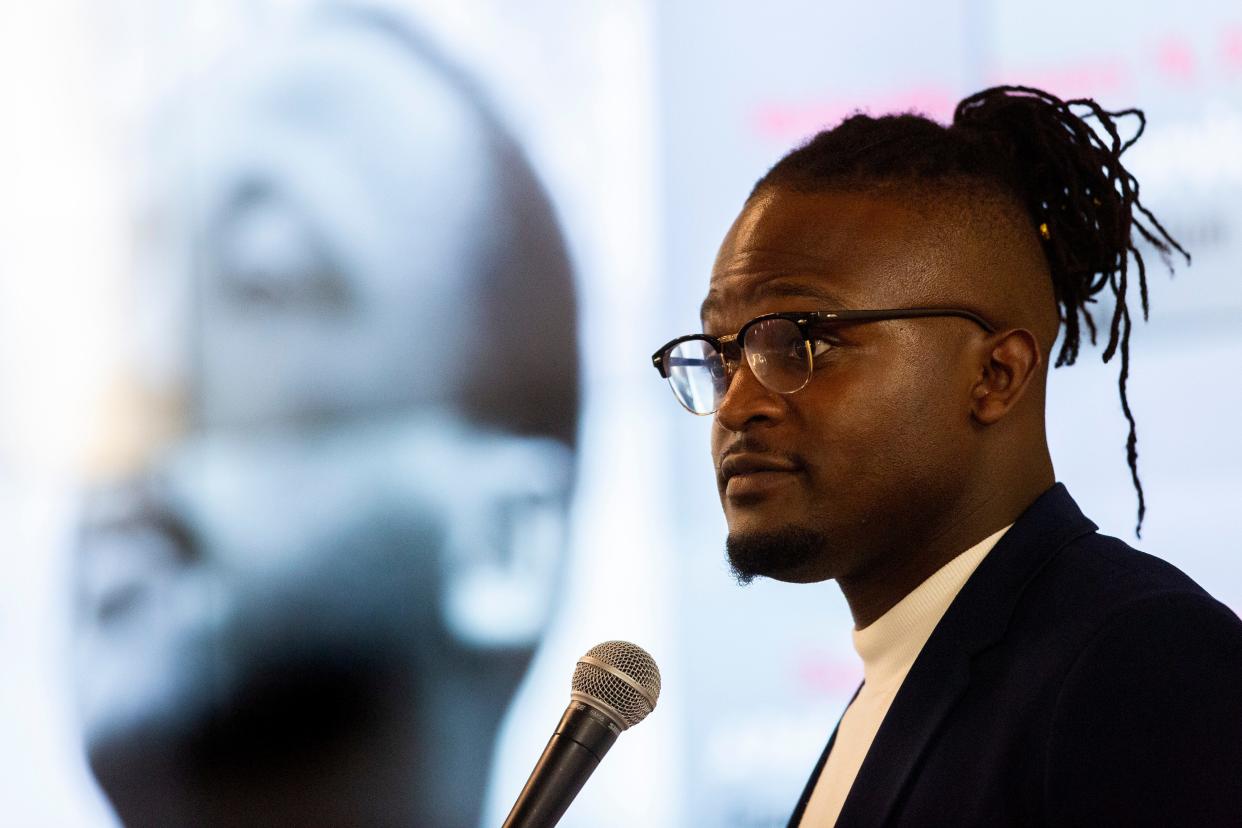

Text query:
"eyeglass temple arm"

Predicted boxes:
[[812, 308, 996, 333]]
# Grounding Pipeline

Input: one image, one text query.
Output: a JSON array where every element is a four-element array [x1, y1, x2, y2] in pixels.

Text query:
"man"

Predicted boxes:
[[72, 10, 577, 827], [652, 86, 1242, 824]]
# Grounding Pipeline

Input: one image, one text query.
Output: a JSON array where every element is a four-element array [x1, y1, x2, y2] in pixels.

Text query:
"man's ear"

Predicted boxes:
[[440, 435, 574, 650], [970, 328, 1042, 425]]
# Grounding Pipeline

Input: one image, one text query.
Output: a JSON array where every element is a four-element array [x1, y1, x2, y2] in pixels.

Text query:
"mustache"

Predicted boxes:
[[715, 436, 805, 474]]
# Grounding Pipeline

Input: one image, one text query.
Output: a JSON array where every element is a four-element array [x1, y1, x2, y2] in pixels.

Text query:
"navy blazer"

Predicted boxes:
[[789, 484, 1242, 826]]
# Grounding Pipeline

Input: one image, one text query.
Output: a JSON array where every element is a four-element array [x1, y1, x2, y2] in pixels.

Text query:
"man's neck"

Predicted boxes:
[[838, 473, 1052, 629]]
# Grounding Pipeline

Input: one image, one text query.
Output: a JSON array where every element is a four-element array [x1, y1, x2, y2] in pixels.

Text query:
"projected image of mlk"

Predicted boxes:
[[71, 11, 577, 827]]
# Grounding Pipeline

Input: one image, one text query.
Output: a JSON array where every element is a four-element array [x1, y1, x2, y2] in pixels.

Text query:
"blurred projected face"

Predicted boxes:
[[71, 19, 575, 825], [75, 416, 571, 744]]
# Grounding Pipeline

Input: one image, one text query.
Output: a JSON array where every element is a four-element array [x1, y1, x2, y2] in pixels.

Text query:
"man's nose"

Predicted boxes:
[[714, 357, 787, 432]]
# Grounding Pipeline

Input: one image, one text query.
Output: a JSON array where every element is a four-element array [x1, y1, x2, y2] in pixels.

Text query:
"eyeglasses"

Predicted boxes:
[[651, 308, 995, 415]]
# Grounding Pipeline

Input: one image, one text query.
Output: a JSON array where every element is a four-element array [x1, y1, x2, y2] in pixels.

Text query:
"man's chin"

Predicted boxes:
[[725, 525, 831, 585]]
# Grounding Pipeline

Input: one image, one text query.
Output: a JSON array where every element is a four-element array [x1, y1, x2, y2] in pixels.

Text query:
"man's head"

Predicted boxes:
[[705, 186, 1051, 587], [654, 86, 1186, 598], [72, 13, 577, 827]]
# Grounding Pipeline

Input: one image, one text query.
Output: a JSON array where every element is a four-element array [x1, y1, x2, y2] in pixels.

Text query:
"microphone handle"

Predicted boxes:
[[502, 699, 622, 828]]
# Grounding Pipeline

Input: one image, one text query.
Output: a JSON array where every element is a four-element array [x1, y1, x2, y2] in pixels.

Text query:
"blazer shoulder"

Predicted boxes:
[[1003, 528, 1238, 680], [1043, 590, 1242, 824], [1041, 528, 1220, 611]]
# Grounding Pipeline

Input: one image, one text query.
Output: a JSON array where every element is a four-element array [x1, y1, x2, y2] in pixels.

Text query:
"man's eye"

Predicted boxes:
[[810, 338, 834, 359]]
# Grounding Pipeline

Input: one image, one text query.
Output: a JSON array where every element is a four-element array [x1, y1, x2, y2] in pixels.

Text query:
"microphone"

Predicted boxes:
[[502, 640, 661, 828]]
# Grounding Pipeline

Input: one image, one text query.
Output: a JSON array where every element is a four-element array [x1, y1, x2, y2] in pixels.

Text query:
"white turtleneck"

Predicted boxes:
[[798, 524, 1012, 827]]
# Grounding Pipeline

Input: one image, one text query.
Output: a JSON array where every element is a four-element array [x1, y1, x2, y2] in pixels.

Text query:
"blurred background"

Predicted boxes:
[[0, 1, 1238, 826]]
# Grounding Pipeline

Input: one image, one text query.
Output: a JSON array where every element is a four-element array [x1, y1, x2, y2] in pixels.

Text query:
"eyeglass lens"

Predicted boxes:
[[665, 317, 812, 414], [665, 339, 728, 414]]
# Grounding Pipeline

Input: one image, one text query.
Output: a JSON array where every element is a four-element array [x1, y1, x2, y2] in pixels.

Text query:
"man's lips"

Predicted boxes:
[[719, 453, 804, 500], [720, 453, 803, 480]]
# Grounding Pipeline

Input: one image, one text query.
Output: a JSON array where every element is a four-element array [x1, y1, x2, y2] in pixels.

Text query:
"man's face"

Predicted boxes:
[[704, 187, 987, 585]]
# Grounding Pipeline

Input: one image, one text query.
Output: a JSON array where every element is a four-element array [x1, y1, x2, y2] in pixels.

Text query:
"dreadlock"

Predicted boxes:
[[755, 85, 1189, 535]]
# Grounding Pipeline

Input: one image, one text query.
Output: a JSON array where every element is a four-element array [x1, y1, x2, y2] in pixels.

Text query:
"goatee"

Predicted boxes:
[[726, 525, 828, 585]]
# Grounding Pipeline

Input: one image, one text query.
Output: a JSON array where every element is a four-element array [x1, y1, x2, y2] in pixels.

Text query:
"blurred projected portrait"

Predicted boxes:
[[71, 10, 577, 827]]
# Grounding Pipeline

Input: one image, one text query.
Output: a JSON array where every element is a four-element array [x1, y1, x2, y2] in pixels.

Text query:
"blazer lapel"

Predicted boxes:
[[827, 484, 1096, 826], [833, 622, 973, 825]]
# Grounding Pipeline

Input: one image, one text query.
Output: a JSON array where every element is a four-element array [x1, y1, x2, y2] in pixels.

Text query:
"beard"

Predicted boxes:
[[726, 525, 829, 585]]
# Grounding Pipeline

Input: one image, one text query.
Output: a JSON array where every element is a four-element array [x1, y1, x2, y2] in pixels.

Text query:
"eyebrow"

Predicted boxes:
[[700, 279, 850, 323]]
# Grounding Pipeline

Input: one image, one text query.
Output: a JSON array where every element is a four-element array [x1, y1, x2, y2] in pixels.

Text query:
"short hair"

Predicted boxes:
[[755, 85, 1189, 534]]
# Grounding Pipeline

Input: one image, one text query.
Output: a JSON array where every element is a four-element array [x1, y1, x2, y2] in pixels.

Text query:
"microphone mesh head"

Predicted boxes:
[[571, 640, 661, 729]]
